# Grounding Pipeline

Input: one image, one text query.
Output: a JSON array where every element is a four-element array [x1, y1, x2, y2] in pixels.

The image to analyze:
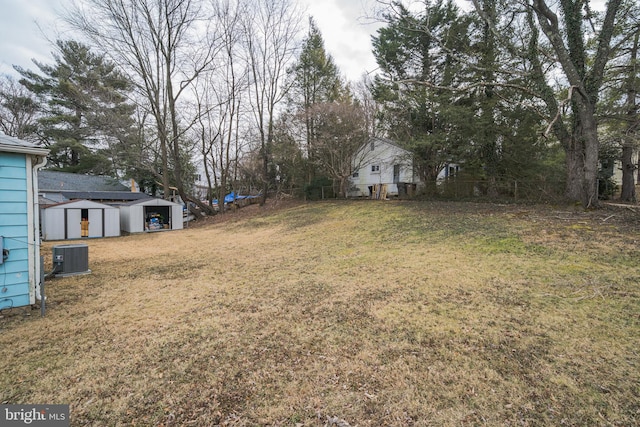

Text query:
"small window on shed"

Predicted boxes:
[[371, 165, 380, 173]]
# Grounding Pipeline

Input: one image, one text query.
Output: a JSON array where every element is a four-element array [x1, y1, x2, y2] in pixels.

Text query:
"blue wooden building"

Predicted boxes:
[[0, 133, 48, 310]]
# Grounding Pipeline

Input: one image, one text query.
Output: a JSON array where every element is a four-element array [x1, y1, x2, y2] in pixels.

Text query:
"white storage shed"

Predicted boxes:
[[119, 198, 183, 233], [41, 199, 121, 241]]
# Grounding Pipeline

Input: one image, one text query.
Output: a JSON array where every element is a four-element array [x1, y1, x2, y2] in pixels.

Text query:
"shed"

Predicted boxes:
[[41, 200, 121, 241], [0, 133, 48, 310], [119, 198, 184, 233]]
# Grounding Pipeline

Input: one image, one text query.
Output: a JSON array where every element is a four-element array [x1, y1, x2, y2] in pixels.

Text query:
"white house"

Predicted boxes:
[[41, 200, 121, 241], [348, 137, 419, 198], [119, 198, 184, 233]]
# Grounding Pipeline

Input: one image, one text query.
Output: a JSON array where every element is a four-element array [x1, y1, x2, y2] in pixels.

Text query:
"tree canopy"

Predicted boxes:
[[16, 40, 135, 175]]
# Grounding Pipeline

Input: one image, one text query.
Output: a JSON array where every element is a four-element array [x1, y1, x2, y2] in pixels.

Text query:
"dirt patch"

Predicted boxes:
[[185, 196, 306, 228]]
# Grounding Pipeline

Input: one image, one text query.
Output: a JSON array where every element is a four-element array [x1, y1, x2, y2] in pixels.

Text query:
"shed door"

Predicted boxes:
[[88, 209, 103, 237], [66, 209, 82, 239]]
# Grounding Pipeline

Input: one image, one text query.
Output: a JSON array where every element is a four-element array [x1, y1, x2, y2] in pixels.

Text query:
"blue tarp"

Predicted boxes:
[[213, 192, 259, 204]]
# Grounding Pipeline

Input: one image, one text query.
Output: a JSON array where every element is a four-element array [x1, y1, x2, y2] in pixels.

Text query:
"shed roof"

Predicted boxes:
[[39, 170, 129, 192], [123, 197, 182, 207], [43, 199, 119, 210], [0, 132, 49, 156]]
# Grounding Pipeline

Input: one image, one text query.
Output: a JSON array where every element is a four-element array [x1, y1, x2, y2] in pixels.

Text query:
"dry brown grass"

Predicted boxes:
[[1, 200, 639, 426]]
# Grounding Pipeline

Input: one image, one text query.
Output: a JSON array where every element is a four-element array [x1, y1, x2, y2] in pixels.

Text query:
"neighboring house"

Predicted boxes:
[[119, 198, 184, 233], [437, 163, 461, 180], [348, 137, 419, 197], [41, 200, 121, 241], [38, 170, 150, 206], [0, 133, 48, 310]]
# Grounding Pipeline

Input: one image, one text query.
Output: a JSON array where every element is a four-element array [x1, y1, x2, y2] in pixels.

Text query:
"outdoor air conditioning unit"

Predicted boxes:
[[52, 244, 91, 277]]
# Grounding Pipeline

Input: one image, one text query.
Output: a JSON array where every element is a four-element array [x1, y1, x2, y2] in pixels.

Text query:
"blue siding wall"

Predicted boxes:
[[0, 152, 30, 310]]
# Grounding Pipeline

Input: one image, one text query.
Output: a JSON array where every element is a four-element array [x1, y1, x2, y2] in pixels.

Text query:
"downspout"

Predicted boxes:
[[31, 154, 47, 302]]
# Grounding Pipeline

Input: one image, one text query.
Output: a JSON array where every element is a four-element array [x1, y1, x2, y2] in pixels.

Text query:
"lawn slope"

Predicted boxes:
[[1, 201, 638, 426]]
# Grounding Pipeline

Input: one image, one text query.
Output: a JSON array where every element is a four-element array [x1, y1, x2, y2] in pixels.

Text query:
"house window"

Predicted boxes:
[[352, 171, 359, 178], [371, 165, 380, 173], [370, 141, 375, 151]]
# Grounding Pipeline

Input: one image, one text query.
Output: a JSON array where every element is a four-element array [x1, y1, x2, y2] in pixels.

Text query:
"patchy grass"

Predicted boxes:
[[1, 200, 639, 426]]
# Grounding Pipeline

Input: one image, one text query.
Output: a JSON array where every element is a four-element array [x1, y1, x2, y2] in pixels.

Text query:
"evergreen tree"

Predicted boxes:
[[372, 0, 473, 189], [16, 40, 135, 175], [373, 1, 560, 198], [288, 17, 349, 183]]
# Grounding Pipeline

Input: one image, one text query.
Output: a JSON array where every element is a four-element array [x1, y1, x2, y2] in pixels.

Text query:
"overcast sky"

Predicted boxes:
[[0, 0, 388, 82], [0, 0, 487, 82]]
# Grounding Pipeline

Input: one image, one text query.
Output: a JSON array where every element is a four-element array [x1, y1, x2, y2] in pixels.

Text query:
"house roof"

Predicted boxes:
[[369, 137, 410, 153], [39, 170, 129, 192], [0, 132, 49, 156]]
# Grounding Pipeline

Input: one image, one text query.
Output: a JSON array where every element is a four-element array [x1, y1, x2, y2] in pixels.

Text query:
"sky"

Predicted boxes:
[[0, 0, 63, 76], [0, 0, 387, 82], [0, 0, 469, 81], [0, 0, 608, 83]]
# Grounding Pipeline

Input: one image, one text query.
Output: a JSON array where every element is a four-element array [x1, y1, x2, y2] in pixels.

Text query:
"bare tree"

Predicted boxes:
[[309, 101, 369, 197], [352, 74, 380, 140], [194, 0, 249, 213], [0, 74, 40, 141], [66, 0, 217, 214], [242, 0, 303, 205]]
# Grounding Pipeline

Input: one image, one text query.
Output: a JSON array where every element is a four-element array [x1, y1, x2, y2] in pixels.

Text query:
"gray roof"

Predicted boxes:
[[61, 191, 152, 202], [39, 170, 129, 192], [122, 197, 181, 206], [0, 132, 49, 156]]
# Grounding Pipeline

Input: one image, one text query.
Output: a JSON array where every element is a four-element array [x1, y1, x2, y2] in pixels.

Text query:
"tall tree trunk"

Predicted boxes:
[[564, 137, 585, 201], [581, 108, 600, 207], [621, 31, 639, 202], [532, 0, 622, 207], [565, 103, 599, 207], [621, 143, 636, 201]]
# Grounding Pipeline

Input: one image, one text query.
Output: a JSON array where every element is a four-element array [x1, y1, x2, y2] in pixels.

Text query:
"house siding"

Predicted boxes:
[[349, 139, 416, 197], [0, 152, 31, 310]]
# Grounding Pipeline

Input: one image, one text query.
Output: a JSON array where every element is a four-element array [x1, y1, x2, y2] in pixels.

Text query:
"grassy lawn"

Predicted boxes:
[[1, 200, 639, 426]]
